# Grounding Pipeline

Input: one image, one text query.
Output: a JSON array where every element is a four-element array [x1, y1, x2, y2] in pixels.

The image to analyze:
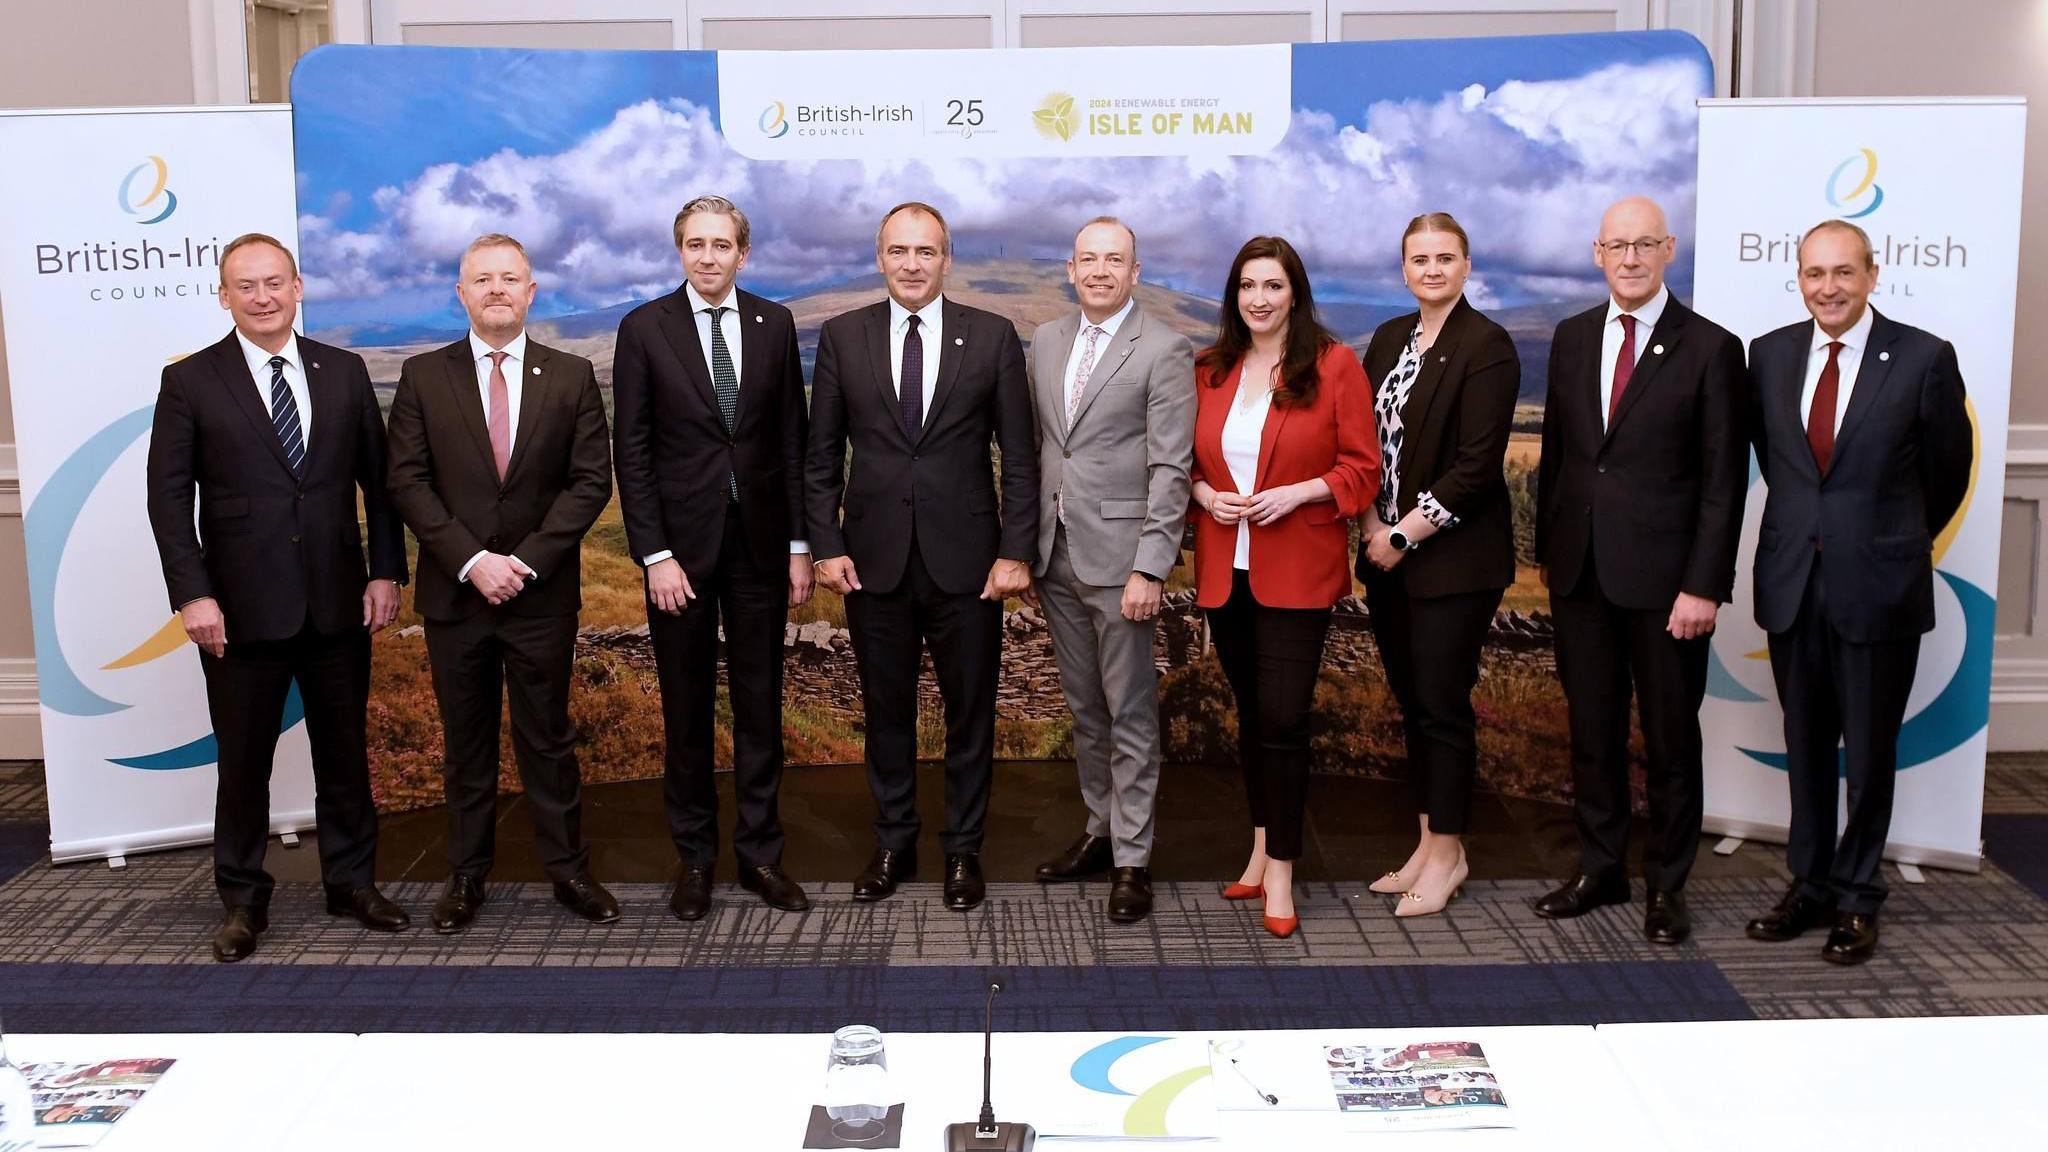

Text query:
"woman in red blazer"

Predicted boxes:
[[1189, 235, 1380, 938]]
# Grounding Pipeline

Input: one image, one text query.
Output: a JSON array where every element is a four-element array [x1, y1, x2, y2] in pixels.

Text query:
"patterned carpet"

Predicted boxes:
[[1, 756, 2045, 1032]]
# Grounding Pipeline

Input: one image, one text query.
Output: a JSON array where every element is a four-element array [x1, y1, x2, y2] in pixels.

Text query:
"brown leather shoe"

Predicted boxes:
[[1821, 912, 1880, 965], [210, 906, 265, 963], [1746, 886, 1836, 942]]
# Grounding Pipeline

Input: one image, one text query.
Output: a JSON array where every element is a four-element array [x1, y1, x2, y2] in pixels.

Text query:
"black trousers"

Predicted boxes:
[[1768, 559, 1922, 915], [844, 536, 1002, 855], [1206, 570, 1332, 861], [651, 512, 790, 869], [425, 609, 587, 882], [1361, 566, 1501, 836], [200, 619, 376, 908], [1550, 558, 1708, 891]]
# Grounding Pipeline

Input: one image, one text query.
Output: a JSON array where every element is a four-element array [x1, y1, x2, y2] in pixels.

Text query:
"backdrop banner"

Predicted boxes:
[[1692, 98, 2025, 871], [289, 32, 1716, 814], [0, 106, 310, 863]]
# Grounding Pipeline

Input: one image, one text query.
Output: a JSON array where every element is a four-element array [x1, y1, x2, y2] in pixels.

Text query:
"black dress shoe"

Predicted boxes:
[[1643, 889, 1691, 945], [1533, 872, 1630, 919], [431, 874, 487, 935], [943, 853, 986, 911], [852, 848, 916, 903], [210, 906, 266, 963], [1106, 866, 1153, 923], [1821, 912, 1880, 965], [670, 864, 714, 922], [553, 873, 622, 924], [324, 884, 411, 932], [1745, 886, 1836, 942], [1036, 833, 1113, 882], [739, 864, 811, 912]]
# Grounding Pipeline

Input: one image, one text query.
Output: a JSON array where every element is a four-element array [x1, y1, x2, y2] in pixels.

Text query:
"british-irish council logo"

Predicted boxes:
[[1824, 148, 1884, 219], [117, 155, 179, 225], [759, 101, 790, 139], [1069, 1037, 1209, 1137], [26, 405, 303, 769], [1034, 92, 1077, 142]]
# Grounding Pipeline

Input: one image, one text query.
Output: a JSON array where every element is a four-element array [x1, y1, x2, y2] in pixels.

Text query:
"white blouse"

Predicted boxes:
[[1220, 371, 1272, 571]]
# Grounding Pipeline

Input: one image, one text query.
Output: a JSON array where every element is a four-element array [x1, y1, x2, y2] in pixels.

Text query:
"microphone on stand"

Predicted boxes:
[[944, 981, 1035, 1151]]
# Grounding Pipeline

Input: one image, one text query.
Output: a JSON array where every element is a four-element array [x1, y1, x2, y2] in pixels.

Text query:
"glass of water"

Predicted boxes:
[[823, 1024, 891, 1141]]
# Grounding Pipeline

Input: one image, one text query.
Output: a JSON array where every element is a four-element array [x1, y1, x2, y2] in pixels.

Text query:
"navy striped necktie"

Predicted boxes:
[[268, 355, 305, 476]]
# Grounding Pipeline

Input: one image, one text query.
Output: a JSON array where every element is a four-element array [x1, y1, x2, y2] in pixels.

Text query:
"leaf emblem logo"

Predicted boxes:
[[1034, 93, 1077, 142]]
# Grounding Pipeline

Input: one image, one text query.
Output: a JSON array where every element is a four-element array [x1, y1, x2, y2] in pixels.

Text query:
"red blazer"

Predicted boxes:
[[1190, 342, 1380, 609]]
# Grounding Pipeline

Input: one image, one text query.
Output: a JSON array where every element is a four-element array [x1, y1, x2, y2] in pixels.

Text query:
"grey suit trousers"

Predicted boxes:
[[1041, 531, 1162, 865]]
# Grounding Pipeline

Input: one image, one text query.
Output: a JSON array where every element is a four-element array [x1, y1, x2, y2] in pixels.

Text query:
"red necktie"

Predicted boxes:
[[1807, 341, 1843, 474], [487, 350, 512, 481], [1607, 313, 1636, 424]]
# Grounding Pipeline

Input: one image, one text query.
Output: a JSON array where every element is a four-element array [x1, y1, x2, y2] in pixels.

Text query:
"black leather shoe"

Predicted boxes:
[[1533, 872, 1630, 919], [852, 848, 915, 903], [210, 906, 266, 963], [553, 873, 622, 924], [431, 874, 486, 934], [943, 853, 986, 911], [1036, 833, 1114, 882], [1106, 866, 1153, 923], [739, 864, 811, 912], [1643, 889, 1691, 946], [1745, 886, 1836, 942], [324, 884, 411, 932], [1821, 912, 1880, 965], [669, 864, 714, 922]]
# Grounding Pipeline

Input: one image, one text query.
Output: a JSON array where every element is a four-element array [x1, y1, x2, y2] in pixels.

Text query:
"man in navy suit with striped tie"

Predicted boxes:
[[146, 233, 411, 962]]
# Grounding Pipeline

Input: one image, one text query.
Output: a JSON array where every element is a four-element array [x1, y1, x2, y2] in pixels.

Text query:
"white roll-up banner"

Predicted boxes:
[[0, 106, 311, 863], [1693, 98, 2024, 871]]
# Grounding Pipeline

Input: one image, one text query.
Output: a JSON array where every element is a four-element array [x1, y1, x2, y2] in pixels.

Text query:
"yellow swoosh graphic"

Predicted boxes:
[[103, 614, 188, 669], [1125, 1066, 1210, 1137]]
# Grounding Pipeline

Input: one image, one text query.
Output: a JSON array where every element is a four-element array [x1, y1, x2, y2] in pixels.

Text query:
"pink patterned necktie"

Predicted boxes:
[[1066, 325, 1103, 430], [486, 351, 511, 481]]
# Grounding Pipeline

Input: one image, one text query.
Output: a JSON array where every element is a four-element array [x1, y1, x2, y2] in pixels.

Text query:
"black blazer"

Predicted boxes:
[[1747, 308, 1971, 643], [612, 286, 807, 578], [386, 335, 613, 622], [803, 298, 1038, 596], [1356, 296, 1519, 598], [146, 331, 406, 643], [1535, 296, 1747, 611]]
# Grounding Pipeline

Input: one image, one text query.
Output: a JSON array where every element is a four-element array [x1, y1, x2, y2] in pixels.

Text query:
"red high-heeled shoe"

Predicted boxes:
[[1221, 881, 1263, 900], [1262, 911, 1299, 938]]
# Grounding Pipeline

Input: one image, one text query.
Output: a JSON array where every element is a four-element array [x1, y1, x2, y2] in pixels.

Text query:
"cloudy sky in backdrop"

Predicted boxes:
[[292, 33, 1710, 334]]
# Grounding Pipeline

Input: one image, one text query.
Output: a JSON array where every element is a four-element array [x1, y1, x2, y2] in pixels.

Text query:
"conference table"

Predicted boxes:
[[12, 1015, 2048, 1149]]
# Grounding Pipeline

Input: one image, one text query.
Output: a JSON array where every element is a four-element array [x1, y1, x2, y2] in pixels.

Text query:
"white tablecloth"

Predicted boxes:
[[276, 1026, 1660, 1150], [1597, 1014, 2048, 1149], [7, 1032, 357, 1152]]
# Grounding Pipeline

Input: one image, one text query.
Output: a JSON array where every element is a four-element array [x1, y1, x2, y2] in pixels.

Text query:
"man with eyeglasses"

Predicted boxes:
[[1532, 195, 1747, 945]]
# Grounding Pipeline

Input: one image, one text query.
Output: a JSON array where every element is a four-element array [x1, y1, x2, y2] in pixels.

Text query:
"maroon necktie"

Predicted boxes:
[[486, 350, 511, 481], [1807, 341, 1843, 474], [1607, 313, 1636, 424]]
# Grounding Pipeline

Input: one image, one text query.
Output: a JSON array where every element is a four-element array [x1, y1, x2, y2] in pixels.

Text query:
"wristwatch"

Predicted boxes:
[[1387, 529, 1412, 552]]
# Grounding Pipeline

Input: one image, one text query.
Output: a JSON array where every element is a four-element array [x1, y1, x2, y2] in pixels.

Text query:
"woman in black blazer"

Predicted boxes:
[[1356, 213, 1519, 917]]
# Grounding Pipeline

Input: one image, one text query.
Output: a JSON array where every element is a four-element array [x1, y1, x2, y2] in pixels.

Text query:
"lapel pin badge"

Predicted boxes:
[[532, 366, 541, 375], [754, 314, 763, 323], [1878, 351, 1890, 362], [311, 361, 321, 370], [955, 337, 964, 346], [1652, 344, 1664, 355]]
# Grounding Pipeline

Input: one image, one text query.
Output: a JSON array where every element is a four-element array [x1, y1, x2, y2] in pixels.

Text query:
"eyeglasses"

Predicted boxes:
[[1599, 237, 1671, 258]]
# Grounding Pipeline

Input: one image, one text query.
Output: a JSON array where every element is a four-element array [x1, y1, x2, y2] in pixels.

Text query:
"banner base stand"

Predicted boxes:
[[280, 832, 301, 848], [106, 855, 126, 871], [1702, 816, 1984, 874], [1897, 863, 1926, 884], [1712, 836, 1745, 856], [52, 809, 318, 866]]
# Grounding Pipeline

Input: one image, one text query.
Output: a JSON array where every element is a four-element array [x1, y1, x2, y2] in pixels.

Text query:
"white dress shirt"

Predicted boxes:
[[1799, 304, 1875, 436], [1599, 284, 1668, 430], [888, 295, 944, 420], [459, 329, 528, 584], [235, 329, 311, 446], [640, 284, 808, 567], [1220, 369, 1272, 571]]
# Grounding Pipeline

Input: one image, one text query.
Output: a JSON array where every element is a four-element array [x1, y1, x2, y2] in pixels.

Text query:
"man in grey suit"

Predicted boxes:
[[1027, 216, 1196, 923]]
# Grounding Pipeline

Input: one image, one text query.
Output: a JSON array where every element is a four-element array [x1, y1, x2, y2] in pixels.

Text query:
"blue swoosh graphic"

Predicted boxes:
[[110, 681, 306, 770], [1738, 571, 1992, 775], [23, 407, 155, 716], [1071, 1036, 1169, 1096]]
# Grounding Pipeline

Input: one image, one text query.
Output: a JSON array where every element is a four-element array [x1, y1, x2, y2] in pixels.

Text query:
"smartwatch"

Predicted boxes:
[[1387, 529, 1411, 552]]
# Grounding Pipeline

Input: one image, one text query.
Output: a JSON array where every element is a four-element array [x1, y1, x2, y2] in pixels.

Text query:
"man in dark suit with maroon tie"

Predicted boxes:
[[612, 196, 814, 921], [1741, 220, 1971, 964], [146, 232, 410, 962], [386, 233, 618, 933], [1533, 197, 1746, 945]]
